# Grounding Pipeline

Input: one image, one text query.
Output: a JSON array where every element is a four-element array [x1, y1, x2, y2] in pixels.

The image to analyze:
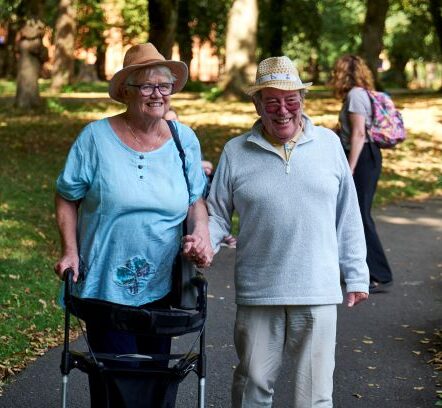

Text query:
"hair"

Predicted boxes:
[[330, 55, 375, 100], [125, 66, 177, 86]]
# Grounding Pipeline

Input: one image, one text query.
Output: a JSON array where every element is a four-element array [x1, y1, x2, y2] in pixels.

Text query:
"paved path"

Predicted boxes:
[[0, 198, 441, 407]]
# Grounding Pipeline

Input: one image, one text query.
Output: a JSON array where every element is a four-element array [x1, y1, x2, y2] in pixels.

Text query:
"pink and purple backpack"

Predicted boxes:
[[366, 90, 406, 148]]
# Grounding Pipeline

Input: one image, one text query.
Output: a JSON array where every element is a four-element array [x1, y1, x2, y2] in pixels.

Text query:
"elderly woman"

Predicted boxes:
[[54, 42, 213, 406]]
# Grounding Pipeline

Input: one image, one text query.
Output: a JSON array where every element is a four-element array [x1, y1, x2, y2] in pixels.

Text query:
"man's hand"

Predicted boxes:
[[346, 291, 368, 307]]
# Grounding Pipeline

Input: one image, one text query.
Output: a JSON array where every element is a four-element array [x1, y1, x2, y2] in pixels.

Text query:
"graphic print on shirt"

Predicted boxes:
[[113, 256, 155, 295]]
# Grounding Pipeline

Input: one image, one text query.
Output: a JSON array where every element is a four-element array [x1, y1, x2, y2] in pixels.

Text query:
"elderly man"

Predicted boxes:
[[206, 56, 369, 407]]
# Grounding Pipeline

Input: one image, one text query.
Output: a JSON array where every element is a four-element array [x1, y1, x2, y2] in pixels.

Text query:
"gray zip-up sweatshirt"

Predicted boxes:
[[207, 115, 369, 306]]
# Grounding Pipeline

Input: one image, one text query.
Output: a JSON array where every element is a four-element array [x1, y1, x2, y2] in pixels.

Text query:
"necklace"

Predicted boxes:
[[125, 117, 161, 151]]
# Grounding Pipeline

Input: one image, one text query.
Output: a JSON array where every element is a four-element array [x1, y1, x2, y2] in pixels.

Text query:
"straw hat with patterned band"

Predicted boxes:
[[109, 42, 188, 104], [244, 56, 312, 96]]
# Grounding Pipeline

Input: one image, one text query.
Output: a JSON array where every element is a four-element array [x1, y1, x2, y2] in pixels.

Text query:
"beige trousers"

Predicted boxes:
[[232, 305, 337, 408]]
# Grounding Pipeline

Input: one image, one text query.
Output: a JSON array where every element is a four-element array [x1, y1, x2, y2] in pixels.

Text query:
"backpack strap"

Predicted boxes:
[[167, 120, 190, 235], [364, 90, 375, 143]]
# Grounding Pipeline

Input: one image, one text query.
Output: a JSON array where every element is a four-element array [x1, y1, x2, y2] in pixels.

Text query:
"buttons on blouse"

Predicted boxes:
[[138, 155, 145, 181]]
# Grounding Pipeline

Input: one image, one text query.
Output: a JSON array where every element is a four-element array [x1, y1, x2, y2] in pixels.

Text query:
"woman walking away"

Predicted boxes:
[[331, 54, 393, 294]]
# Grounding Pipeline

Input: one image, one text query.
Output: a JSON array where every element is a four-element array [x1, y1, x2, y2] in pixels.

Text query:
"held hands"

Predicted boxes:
[[54, 252, 79, 282], [346, 291, 369, 307], [182, 234, 214, 268]]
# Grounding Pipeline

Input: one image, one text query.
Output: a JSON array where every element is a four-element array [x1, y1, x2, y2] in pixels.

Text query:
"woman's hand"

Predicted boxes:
[[182, 234, 214, 268], [55, 193, 80, 282], [54, 252, 80, 282], [185, 198, 213, 267]]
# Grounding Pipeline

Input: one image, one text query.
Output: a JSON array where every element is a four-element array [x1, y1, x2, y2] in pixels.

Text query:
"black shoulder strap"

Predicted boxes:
[[167, 120, 190, 193], [167, 120, 190, 235]]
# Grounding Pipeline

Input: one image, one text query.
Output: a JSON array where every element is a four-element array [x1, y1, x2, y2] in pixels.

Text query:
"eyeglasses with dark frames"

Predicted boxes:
[[126, 82, 174, 96]]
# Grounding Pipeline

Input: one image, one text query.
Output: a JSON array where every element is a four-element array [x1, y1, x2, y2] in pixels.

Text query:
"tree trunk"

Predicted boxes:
[[148, 0, 178, 59], [307, 52, 320, 83], [51, 0, 77, 92], [260, 0, 284, 60], [95, 44, 107, 81], [359, 0, 389, 84], [388, 56, 408, 88], [176, 0, 193, 70], [429, 0, 442, 58], [15, 19, 47, 109], [222, 0, 258, 100], [1, 22, 20, 78]]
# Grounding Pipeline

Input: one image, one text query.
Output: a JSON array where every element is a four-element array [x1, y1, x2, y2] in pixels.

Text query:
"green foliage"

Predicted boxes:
[[313, 0, 365, 69], [120, 0, 148, 44], [0, 0, 25, 22], [46, 98, 65, 114], [386, 1, 440, 62], [0, 80, 16, 95], [187, 0, 232, 51], [60, 81, 109, 93], [383, 0, 441, 87], [0, 79, 110, 96], [0, 0, 58, 27], [76, 0, 107, 49], [202, 86, 223, 101], [257, 0, 365, 82], [258, 0, 322, 56]]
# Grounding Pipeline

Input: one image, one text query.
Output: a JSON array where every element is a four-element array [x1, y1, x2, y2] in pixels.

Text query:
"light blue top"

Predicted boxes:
[[56, 118, 206, 306], [208, 115, 369, 306]]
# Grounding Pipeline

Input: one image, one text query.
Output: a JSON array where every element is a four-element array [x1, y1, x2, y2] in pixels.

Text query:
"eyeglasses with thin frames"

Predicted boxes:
[[126, 83, 174, 96]]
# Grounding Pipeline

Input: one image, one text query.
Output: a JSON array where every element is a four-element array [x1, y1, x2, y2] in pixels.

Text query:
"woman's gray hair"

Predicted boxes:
[[125, 65, 177, 85]]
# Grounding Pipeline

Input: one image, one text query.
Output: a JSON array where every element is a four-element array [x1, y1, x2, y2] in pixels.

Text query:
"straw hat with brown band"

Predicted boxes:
[[109, 42, 188, 104]]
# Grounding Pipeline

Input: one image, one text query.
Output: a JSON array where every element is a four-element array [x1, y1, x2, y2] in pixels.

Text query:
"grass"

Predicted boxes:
[[0, 80, 441, 390]]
